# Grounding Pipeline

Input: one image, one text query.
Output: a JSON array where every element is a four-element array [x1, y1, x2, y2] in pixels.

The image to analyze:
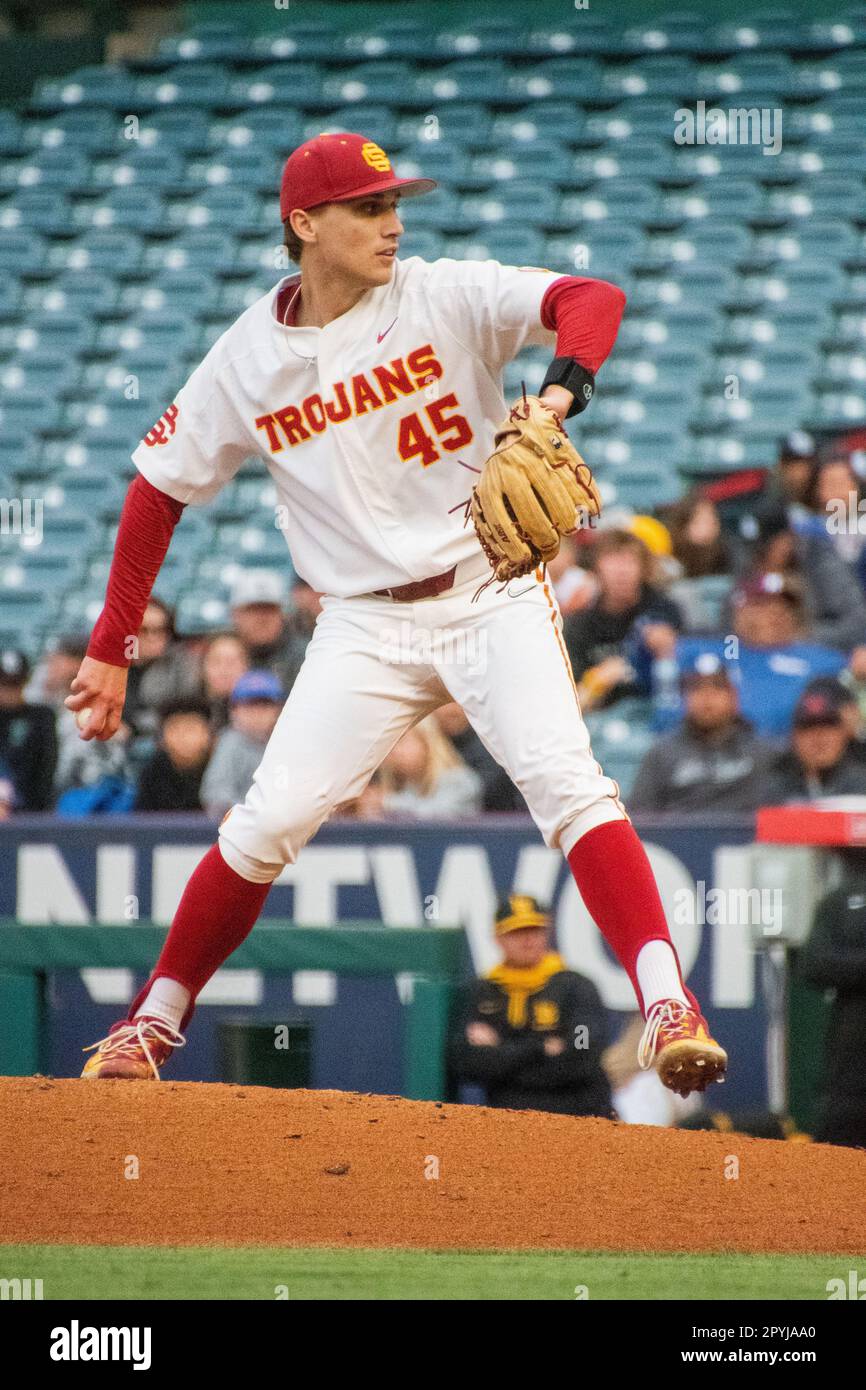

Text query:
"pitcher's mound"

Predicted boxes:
[[1, 1078, 864, 1252]]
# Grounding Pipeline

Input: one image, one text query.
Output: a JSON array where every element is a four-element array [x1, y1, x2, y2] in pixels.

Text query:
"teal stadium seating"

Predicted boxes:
[[1, 7, 865, 656]]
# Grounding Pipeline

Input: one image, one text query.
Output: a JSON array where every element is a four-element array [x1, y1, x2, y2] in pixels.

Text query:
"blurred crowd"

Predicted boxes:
[[560, 429, 866, 813], [0, 564, 523, 819], [2, 429, 866, 820]]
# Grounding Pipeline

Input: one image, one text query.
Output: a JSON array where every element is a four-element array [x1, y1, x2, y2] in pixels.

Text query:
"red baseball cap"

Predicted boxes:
[[279, 132, 437, 220]]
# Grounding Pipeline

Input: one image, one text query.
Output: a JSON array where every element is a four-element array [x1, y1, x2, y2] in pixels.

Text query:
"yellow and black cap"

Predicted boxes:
[[494, 894, 551, 936]]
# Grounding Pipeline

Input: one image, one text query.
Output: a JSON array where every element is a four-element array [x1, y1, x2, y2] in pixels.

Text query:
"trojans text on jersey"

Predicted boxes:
[[254, 342, 445, 452]]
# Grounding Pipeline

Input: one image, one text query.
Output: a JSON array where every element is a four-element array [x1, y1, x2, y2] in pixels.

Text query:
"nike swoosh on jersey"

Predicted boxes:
[[377, 318, 398, 343]]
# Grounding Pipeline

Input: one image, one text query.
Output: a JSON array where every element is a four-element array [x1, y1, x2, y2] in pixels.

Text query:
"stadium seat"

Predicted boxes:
[[175, 592, 230, 635], [209, 109, 305, 155], [432, 21, 524, 59], [251, 23, 351, 63], [397, 228, 445, 261], [660, 181, 764, 223], [622, 17, 707, 54], [444, 227, 546, 265], [808, 389, 866, 427], [29, 67, 134, 113], [72, 189, 164, 232], [803, 19, 866, 50], [526, 22, 620, 58], [158, 24, 253, 64], [639, 223, 751, 270], [460, 183, 559, 229], [90, 150, 186, 192], [215, 522, 292, 566], [493, 104, 585, 145], [750, 222, 859, 266], [0, 589, 60, 643], [396, 143, 469, 184], [0, 188, 71, 234], [165, 188, 261, 232], [145, 231, 238, 275], [401, 188, 460, 230], [395, 105, 492, 148], [81, 353, 176, 403], [506, 59, 602, 103], [630, 271, 731, 313], [337, 26, 431, 62], [819, 349, 866, 387], [0, 355, 79, 399], [0, 394, 64, 435], [217, 279, 272, 314], [46, 229, 143, 273], [323, 61, 414, 105], [65, 395, 156, 438], [559, 182, 660, 228], [576, 139, 676, 182], [130, 270, 219, 315], [0, 280, 22, 320], [0, 230, 47, 274], [0, 149, 91, 192], [544, 228, 641, 280], [94, 314, 201, 358], [133, 65, 231, 110], [606, 56, 699, 98], [25, 110, 117, 154], [25, 273, 119, 317], [8, 551, 87, 591], [0, 110, 22, 156]]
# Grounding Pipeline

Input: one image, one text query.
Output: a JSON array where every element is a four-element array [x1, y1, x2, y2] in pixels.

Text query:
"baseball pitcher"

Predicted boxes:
[[69, 133, 727, 1096]]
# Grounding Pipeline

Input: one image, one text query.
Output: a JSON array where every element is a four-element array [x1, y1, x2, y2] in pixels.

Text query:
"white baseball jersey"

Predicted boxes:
[[133, 257, 563, 596]]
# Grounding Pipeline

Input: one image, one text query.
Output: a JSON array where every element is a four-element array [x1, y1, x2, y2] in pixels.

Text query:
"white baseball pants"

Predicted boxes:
[[218, 550, 628, 883]]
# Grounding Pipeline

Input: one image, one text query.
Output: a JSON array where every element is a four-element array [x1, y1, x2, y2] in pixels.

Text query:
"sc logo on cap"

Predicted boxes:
[[361, 141, 391, 172]]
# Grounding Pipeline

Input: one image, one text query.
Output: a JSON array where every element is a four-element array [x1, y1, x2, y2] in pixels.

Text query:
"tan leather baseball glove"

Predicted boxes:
[[470, 394, 602, 582]]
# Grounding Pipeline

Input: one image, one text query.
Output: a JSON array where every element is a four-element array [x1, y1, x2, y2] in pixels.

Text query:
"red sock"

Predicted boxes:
[[128, 843, 272, 1030], [567, 820, 697, 1017]]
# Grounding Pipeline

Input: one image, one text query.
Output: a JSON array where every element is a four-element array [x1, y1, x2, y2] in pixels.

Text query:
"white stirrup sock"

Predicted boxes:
[[636, 940, 690, 1014], [134, 978, 191, 1032]]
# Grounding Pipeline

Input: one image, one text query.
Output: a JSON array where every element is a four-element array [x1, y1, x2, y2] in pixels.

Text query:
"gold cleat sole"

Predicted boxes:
[[656, 1039, 728, 1097], [81, 1058, 157, 1080]]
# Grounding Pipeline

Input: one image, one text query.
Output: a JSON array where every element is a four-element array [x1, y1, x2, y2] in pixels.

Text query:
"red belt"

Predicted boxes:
[[374, 565, 457, 602]]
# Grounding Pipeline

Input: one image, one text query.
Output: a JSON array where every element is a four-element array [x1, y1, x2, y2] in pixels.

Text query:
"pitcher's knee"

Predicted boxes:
[[558, 796, 630, 857], [218, 796, 320, 883]]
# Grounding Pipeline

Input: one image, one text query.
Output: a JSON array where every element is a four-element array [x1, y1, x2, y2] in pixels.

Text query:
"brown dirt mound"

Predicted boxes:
[[1, 1077, 864, 1253]]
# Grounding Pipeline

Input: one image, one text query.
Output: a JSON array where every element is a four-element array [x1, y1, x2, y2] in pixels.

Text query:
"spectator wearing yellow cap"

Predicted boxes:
[[447, 895, 613, 1118]]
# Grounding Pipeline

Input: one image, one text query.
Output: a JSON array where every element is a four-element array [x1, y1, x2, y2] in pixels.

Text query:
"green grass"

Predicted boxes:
[[2, 1246, 863, 1300]]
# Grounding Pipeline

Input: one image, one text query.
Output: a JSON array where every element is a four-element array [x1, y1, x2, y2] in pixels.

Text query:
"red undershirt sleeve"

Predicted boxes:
[[540, 276, 627, 374], [86, 474, 186, 667]]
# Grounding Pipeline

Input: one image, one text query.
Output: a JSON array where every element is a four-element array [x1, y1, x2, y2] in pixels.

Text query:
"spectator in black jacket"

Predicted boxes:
[[761, 685, 866, 803], [135, 699, 213, 812], [800, 848, 866, 1148], [0, 649, 57, 810], [563, 528, 682, 711], [448, 894, 613, 1118], [630, 652, 774, 813]]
